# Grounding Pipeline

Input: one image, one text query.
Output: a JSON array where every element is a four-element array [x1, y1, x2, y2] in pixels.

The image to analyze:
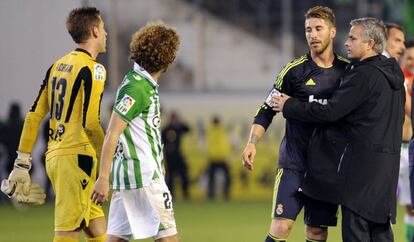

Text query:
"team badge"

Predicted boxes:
[[276, 204, 284, 215], [116, 94, 136, 115], [94, 64, 105, 81]]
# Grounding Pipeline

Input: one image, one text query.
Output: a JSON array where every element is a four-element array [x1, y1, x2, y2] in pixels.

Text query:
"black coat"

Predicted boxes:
[[282, 55, 405, 223]]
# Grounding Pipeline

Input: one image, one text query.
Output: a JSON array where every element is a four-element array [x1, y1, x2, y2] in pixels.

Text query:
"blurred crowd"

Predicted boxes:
[[0, 102, 283, 203]]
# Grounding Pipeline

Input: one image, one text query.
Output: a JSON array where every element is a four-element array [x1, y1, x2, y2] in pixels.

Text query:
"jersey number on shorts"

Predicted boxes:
[[50, 77, 67, 121], [163, 192, 172, 209]]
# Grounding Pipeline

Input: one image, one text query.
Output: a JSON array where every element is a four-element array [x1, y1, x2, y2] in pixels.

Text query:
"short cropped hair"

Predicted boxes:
[[305, 6, 336, 27], [129, 21, 180, 74], [350, 17, 386, 54], [385, 22, 405, 38], [66, 7, 101, 44]]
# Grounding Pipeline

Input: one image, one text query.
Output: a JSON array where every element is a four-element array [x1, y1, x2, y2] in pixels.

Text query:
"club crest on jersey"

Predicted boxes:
[[94, 64, 105, 81], [116, 94, 136, 115], [276, 204, 284, 215]]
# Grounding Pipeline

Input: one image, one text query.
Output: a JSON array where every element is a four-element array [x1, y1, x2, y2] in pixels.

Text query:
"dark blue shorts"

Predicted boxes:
[[271, 168, 338, 226]]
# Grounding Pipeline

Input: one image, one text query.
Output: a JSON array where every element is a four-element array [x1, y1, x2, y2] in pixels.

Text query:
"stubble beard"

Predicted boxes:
[[315, 39, 331, 55]]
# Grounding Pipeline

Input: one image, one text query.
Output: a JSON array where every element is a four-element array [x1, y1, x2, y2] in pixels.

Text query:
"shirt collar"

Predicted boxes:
[[133, 62, 158, 87], [306, 52, 342, 69], [75, 48, 92, 57], [382, 50, 391, 58]]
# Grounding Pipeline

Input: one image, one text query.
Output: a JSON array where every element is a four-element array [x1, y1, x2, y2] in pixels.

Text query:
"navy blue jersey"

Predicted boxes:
[[254, 53, 349, 171]]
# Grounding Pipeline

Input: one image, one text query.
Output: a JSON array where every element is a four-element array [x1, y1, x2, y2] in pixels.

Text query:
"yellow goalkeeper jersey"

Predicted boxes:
[[19, 48, 106, 158]]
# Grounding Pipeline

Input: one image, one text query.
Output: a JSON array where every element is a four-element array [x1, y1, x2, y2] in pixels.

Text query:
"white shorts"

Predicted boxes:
[[107, 179, 178, 240], [398, 143, 411, 205]]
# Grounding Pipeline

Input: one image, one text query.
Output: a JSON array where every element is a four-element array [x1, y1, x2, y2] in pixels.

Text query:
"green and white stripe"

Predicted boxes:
[[111, 63, 164, 190]]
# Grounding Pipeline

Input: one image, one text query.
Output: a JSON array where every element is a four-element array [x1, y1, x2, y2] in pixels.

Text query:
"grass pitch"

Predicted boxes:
[[0, 200, 406, 242]]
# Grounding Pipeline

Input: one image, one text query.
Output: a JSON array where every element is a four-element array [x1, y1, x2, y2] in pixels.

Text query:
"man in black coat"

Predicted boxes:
[[273, 17, 405, 241]]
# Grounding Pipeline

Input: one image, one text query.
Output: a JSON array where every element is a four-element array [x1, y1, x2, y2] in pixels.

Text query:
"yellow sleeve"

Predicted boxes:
[[18, 67, 52, 153], [83, 64, 106, 160]]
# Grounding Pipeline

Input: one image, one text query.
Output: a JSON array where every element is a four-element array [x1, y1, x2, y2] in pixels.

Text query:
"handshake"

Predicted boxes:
[[0, 152, 46, 205]]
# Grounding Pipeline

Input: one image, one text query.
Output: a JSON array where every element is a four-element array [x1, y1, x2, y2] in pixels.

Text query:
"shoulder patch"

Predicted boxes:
[[116, 94, 136, 115], [94, 64, 105, 81]]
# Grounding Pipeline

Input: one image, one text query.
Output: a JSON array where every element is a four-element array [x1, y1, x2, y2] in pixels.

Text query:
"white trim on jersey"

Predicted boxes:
[[134, 63, 158, 86]]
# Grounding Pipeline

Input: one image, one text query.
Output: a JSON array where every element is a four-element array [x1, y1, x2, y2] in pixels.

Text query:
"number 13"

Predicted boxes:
[[50, 77, 67, 120]]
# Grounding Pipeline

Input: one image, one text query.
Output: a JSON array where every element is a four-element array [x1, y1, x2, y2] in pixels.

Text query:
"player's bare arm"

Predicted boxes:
[[242, 124, 265, 171], [92, 112, 127, 205]]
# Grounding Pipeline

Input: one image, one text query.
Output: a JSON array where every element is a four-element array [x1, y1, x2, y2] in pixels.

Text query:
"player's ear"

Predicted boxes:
[[92, 25, 99, 38], [366, 38, 375, 51], [330, 26, 336, 39]]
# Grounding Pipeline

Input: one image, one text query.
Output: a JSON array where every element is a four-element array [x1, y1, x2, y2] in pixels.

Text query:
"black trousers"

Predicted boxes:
[[341, 206, 393, 242], [207, 161, 231, 200], [166, 157, 190, 200]]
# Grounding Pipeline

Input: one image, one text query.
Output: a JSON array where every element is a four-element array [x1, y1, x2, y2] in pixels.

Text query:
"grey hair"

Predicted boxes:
[[350, 17, 386, 54]]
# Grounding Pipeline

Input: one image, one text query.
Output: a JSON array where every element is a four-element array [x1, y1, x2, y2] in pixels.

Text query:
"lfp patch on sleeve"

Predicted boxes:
[[94, 64, 105, 81], [116, 94, 136, 115]]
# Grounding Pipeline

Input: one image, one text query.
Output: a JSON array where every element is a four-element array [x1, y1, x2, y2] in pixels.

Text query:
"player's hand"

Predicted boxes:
[[91, 176, 110, 205], [1, 180, 46, 205], [242, 143, 256, 171], [8, 151, 32, 195], [271, 93, 291, 112]]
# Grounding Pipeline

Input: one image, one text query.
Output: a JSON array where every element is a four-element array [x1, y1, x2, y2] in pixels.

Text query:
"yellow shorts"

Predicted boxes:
[[46, 153, 105, 231]]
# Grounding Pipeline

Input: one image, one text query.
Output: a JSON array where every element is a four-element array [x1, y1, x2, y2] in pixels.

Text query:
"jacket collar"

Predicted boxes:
[[351, 54, 383, 67]]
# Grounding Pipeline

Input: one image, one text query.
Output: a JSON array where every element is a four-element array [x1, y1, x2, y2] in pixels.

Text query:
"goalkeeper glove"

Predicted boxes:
[[8, 151, 32, 195], [1, 180, 46, 205]]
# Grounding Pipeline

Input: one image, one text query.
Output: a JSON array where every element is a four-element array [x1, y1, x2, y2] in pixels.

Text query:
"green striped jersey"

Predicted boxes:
[[110, 63, 164, 190]]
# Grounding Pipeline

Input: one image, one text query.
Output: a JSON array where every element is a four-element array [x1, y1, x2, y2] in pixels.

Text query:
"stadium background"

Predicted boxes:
[[0, 0, 412, 241]]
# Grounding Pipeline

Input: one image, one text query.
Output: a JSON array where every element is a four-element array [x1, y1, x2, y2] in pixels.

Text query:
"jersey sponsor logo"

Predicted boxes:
[[309, 95, 327, 105], [49, 124, 65, 142], [265, 88, 281, 107], [94, 64, 105, 81], [305, 78, 316, 86], [152, 116, 161, 128], [116, 94, 136, 115]]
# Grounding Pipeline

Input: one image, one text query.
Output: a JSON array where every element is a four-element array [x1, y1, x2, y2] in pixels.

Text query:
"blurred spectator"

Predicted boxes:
[[5, 102, 24, 173], [206, 115, 232, 200], [0, 120, 7, 202], [162, 112, 191, 200]]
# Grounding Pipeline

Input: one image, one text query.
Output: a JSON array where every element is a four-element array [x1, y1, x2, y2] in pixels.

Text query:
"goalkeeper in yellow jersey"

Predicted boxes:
[[1, 7, 107, 242]]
